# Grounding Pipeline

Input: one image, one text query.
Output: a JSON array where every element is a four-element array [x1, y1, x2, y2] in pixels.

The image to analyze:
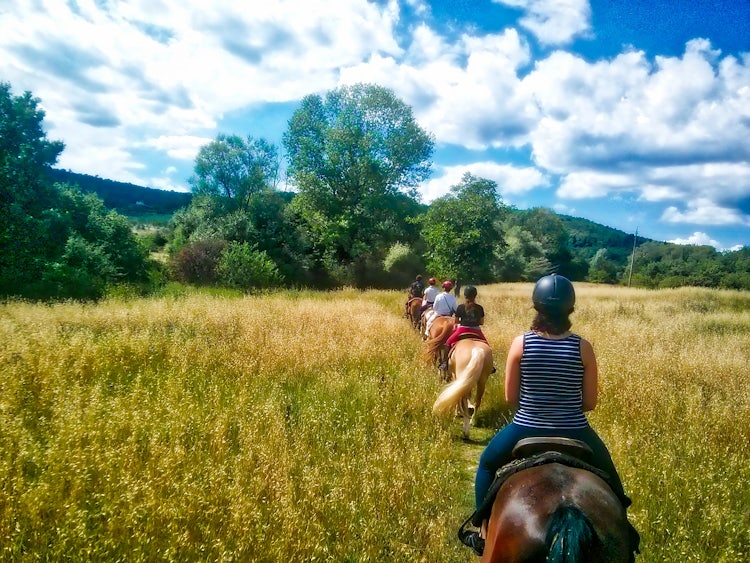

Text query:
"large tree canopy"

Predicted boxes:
[[1, 82, 64, 294], [0, 82, 148, 299], [421, 173, 506, 283], [190, 134, 279, 211], [283, 83, 433, 270]]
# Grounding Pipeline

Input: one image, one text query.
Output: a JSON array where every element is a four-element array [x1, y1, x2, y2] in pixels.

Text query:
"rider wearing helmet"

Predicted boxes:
[[420, 277, 439, 314], [404, 274, 425, 317], [445, 285, 488, 342], [439, 285, 492, 371], [432, 280, 457, 317], [460, 274, 639, 558]]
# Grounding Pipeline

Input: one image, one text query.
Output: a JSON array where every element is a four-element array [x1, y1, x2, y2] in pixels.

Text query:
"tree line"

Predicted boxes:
[[2, 80, 749, 301]]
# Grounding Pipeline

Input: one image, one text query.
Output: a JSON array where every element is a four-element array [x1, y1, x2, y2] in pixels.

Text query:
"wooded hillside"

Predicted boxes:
[[49, 169, 192, 215]]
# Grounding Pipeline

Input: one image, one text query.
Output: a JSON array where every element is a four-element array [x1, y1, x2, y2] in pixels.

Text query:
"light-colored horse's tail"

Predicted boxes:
[[432, 345, 488, 416]]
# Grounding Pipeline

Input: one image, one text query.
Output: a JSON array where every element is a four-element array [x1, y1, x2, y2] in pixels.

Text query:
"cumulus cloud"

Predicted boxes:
[[340, 26, 536, 149], [668, 231, 721, 248], [421, 162, 548, 202], [661, 198, 750, 226], [493, 0, 591, 45], [141, 135, 213, 161]]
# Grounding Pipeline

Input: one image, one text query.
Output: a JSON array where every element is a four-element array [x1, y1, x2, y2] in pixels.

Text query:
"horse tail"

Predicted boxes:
[[432, 346, 486, 415], [422, 319, 453, 363], [545, 503, 601, 563]]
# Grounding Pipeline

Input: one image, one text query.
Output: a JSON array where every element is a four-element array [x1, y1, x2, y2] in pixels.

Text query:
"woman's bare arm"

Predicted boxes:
[[504, 335, 524, 407], [580, 338, 598, 412]]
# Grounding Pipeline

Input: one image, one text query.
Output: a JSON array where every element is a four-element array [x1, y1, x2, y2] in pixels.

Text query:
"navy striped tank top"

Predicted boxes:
[[512, 331, 589, 429]]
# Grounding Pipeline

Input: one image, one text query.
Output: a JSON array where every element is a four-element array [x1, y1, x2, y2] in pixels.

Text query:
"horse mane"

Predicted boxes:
[[545, 503, 602, 562], [432, 345, 487, 415]]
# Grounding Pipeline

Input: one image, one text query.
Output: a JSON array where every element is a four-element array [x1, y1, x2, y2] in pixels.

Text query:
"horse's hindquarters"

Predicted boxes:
[[483, 464, 631, 562]]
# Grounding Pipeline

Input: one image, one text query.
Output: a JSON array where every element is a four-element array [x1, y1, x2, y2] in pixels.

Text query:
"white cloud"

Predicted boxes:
[[661, 198, 750, 226], [553, 203, 576, 215], [141, 135, 212, 161], [493, 0, 591, 45], [557, 171, 633, 199], [340, 27, 536, 149], [668, 232, 721, 248], [420, 162, 548, 202]]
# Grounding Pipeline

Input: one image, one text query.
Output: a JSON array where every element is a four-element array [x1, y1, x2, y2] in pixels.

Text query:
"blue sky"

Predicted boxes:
[[2, 0, 749, 250]]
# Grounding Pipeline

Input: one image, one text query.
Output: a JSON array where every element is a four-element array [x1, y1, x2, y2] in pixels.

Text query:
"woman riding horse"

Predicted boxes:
[[460, 274, 639, 560]]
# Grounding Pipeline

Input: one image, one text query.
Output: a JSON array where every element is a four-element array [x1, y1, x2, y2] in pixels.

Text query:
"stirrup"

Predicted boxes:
[[458, 530, 484, 556]]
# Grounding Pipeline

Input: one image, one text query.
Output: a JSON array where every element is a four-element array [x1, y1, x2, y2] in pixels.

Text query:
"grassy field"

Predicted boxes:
[[1, 285, 749, 561]]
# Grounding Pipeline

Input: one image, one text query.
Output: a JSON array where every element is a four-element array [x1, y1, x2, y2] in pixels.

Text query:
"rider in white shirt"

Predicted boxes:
[[420, 277, 440, 314], [432, 281, 458, 316]]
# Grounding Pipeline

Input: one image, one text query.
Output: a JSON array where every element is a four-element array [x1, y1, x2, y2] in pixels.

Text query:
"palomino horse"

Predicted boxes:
[[432, 338, 493, 438], [423, 315, 455, 381], [406, 297, 422, 330], [480, 463, 633, 562]]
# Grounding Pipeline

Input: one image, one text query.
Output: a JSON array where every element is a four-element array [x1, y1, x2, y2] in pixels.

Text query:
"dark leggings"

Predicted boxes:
[[475, 422, 626, 509]]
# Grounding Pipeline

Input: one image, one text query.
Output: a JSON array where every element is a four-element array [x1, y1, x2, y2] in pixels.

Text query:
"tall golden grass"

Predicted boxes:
[[1, 284, 748, 562]]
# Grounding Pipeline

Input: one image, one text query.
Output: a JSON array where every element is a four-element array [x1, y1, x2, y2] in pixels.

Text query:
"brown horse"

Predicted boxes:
[[432, 338, 493, 438], [423, 314, 454, 381], [480, 463, 633, 562], [406, 297, 422, 330]]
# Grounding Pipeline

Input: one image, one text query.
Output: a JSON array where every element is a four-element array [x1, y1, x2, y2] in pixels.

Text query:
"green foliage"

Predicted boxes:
[[284, 83, 433, 275], [217, 242, 282, 290], [190, 134, 279, 211], [49, 169, 191, 214], [0, 82, 150, 300], [420, 173, 505, 283], [0, 82, 65, 294], [629, 242, 744, 289], [380, 242, 425, 289], [494, 224, 547, 281], [509, 208, 575, 277], [588, 248, 621, 284]]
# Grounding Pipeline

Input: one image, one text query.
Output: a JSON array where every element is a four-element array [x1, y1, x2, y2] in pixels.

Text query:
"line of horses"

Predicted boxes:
[[402, 296, 637, 563], [406, 296, 492, 440]]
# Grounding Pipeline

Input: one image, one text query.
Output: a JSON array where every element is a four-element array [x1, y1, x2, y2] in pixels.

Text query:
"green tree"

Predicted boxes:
[[0, 82, 65, 294], [283, 83, 433, 283], [495, 225, 546, 281], [190, 134, 279, 212], [588, 248, 621, 284], [511, 208, 574, 277], [217, 242, 282, 290], [1, 82, 148, 299], [420, 173, 505, 283]]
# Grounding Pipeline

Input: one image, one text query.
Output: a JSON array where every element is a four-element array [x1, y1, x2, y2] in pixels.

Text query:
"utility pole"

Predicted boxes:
[[628, 227, 638, 287]]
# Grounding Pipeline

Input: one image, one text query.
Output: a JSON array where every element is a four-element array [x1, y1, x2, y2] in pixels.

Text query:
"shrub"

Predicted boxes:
[[217, 242, 281, 290], [383, 243, 424, 288], [170, 239, 227, 285]]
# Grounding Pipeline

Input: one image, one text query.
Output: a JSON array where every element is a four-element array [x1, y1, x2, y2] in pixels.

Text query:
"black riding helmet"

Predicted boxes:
[[464, 285, 477, 299], [532, 274, 575, 313]]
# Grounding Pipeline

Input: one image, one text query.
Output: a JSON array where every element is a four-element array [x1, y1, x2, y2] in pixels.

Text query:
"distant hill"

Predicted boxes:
[[559, 214, 659, 263], [50, 169, 192, 215]]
